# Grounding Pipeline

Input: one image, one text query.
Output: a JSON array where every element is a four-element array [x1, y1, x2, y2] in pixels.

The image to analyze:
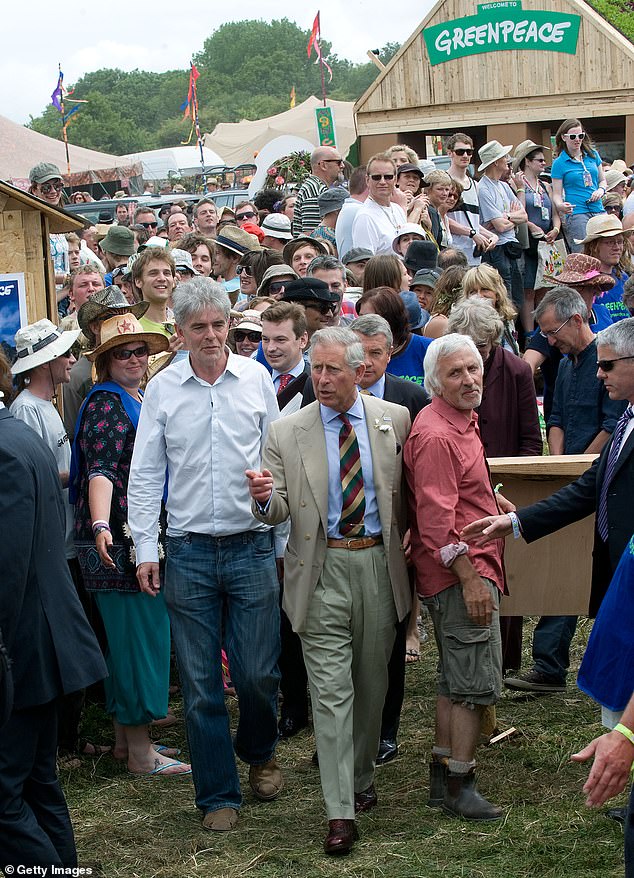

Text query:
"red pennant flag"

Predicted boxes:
[[307, 12, 320, 58]]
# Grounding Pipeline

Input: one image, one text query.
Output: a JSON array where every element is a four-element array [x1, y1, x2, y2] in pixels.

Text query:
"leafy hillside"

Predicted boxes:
[[28, 20, 398, 156], [586, 0, 634, 42]]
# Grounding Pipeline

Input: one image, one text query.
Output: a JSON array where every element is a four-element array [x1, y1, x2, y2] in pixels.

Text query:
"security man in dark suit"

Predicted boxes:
[[303, 313, 429, 762], [0, 407, 107, 869], [462, 316, 634, 616]]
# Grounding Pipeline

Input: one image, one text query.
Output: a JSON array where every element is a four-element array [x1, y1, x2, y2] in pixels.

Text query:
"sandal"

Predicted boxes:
[[405, 648, 420, 663]]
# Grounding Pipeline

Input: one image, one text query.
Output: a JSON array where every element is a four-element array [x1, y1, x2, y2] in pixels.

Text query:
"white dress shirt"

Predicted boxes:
[[128, 351, 279, 564]]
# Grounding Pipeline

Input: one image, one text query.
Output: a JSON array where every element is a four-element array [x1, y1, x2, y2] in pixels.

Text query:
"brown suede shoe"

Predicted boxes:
[[202, 807, 238, 831], [323, 819, 359, 855], [249, 758, 284, 801]]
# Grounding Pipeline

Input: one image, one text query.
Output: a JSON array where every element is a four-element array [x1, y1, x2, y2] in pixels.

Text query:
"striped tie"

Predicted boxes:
[[597, 405, 633, 541], [338, 414, 365, 536]]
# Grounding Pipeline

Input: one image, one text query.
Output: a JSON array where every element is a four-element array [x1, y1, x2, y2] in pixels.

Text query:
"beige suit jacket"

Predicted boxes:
[[253, 394, 412, 632]]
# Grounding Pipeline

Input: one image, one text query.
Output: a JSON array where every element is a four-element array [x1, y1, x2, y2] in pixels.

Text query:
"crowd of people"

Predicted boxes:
[[1, 122, 634, 871]]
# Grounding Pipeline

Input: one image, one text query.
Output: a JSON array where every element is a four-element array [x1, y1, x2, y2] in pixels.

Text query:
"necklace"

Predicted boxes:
[[370, 197, 401, 229]]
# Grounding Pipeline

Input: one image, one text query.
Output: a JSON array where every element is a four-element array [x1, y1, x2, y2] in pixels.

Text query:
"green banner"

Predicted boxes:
[[315, 106, 336, 148], [423, 2, 580, 66]]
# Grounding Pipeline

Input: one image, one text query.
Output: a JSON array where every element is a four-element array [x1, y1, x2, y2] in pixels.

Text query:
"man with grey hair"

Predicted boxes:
[[404, 334, 509, 821], [128, 277, 284, 833], [292, 146, 344, 237], [247, 326, 411, 855], [503, 286, 626, 695]]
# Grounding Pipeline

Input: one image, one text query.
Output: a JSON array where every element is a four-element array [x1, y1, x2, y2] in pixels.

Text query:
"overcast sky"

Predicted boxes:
[[4, 3, 436, 126]]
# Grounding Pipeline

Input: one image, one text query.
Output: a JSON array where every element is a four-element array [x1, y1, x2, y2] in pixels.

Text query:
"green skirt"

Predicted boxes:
[[94, 590, 170, 726]]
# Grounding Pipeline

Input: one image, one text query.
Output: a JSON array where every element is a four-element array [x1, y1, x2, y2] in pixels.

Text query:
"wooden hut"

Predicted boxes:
[[0, 181, 83, 343], [355, 0, 634, 164]]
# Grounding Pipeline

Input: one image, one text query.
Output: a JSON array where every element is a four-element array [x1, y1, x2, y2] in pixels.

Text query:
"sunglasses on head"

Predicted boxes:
[[39, 180, 63, 193], [111, 344, 149, 361], [453, 148, 473, 156], [305, 301, 336, 315], [564, 132, 585, 140], [268, 281, 287, 294], [140, 221, 157, 229], [236, 211, 257, 221], [369, 173, 395, 181], [236, 264, 254, 276], [597, 355, 634, 372], [234, 330, 261, 343]]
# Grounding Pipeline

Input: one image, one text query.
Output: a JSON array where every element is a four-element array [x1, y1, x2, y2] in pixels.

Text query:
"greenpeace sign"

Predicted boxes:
[[423, 2, 581, 65]]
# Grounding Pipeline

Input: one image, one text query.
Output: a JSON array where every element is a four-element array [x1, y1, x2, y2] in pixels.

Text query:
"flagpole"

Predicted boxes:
[[58, 64, 71, 177], [191, 62, 207, 193]]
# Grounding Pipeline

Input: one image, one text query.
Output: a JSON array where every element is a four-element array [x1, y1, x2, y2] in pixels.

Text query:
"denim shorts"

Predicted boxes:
[[423, 579, 502, 706]]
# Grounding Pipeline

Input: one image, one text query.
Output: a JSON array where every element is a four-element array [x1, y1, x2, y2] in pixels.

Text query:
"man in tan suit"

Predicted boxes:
[[247, 326, 411, 856]]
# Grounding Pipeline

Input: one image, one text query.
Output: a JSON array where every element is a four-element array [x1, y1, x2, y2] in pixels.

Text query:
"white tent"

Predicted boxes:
[[120, 146, 226, 180], [204, 97, 356, 167]]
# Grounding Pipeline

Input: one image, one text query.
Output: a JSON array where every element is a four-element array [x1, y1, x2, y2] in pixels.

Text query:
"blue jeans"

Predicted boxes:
[[563, 212, 594, 253], [532, 615, 578, 682], [164, 530, 280, 814], [482, 245, 524, 308]]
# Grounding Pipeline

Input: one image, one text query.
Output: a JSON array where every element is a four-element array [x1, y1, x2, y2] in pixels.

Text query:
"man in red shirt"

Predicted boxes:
[[404, 333, 509, 821]]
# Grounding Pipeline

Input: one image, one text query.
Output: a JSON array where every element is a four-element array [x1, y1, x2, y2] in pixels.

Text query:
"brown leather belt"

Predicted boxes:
[[326, 535, 383, 550]]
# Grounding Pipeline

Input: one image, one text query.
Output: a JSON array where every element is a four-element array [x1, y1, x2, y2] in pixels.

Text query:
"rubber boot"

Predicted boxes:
[[428, 758, 448, 807], [442, 769, 503, 821]]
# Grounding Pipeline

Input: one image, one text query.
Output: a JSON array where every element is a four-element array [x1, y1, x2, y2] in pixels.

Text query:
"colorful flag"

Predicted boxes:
[[63, 105, 81, 125], [180, 63, 201, 120], [290, 86, 296, 109], [307, 12, 320, 58], [51, 69, 64, 113]]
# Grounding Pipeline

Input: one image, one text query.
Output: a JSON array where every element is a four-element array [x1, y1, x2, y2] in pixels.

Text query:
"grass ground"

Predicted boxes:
[[65, 617, 627, 878]]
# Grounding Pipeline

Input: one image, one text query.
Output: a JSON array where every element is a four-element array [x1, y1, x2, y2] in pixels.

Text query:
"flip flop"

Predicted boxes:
[[405, 648, 420, 663], [129, 759, 192, 777], [154, 744, 181, 757]]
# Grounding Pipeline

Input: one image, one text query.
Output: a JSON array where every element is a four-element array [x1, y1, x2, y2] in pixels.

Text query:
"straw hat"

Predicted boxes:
[[215, 225, 261, 256], [611, 160, 631, 175], [478, 140, 513, 172], [543, 253, 615, 289], [604, 169, 628, 191], [77, 287, 149, 347], [511, 140, 551, 172], [86, 313, 169, 362], [574, 214, 634, 245], [11, 319, 80, 375]]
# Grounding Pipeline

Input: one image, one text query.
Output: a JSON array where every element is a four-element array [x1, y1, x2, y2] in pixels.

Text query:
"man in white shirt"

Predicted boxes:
[[128, 277, 283, 834], [335, 166, 368, 260], [352, 154, 407, 255]]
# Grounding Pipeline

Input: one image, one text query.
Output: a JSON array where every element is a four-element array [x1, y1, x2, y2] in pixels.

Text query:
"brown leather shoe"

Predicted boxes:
[[323, 819, 359, 855], [249, 758, 284, 801], [354, 784, 378, 814], [202, 807, 238, 831]]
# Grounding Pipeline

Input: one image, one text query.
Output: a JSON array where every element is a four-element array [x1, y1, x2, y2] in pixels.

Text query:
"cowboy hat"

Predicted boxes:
[[86, 313, 169, 362], [77, 287, 149, 347], [511, 140, 551, 172]]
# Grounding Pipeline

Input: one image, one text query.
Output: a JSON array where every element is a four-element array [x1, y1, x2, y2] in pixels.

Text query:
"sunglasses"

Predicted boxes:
[[564, 132, 585, 140], [597, 355, 634, 372], [111, 344, 149, 361], [39, 181, 63, 193], [305, 302, 336, 315], [453, 148, 474, 156], [323, 159, 344, 165], [268, 281, 287, 294], [236, 211, 257, 221], [539, 315, 572, 339], [369, 173, 395, 181], [234, 330, 261, 343], [604, 205, 622, 214], [140, 221, 157, 229], [236, 264, 254, 276]]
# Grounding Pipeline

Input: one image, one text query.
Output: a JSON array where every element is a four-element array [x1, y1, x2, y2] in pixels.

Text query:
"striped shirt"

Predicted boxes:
[[292, 175, 327, 236]]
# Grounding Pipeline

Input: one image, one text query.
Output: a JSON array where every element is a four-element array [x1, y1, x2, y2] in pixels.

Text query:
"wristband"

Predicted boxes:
[[508, 512, 521, 540], [516, 188, 526, 193], [92, 519, 110, 531], [614, 723, 634, 747], [494, 483, 503, 494]]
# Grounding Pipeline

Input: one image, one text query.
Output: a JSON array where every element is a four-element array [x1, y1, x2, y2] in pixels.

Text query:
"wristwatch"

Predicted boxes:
[[469, 229, 476, 238]]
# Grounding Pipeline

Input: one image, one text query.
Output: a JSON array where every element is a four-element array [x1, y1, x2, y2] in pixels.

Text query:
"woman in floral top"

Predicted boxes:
[[72, 313, 191, 777]]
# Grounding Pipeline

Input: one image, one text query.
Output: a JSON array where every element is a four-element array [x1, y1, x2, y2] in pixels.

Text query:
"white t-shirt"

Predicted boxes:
[[351, 198, 407, 255], [10, 389, 75, 559], [448, 175, 481, 265], [623, 190, 634, 217]]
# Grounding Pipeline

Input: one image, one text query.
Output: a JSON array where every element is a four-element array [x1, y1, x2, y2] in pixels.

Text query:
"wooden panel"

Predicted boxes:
[[23, 211, 49, 323], [359, 0, 634, 115], [0, 230, 27, 273], [487, 455, 597, 616]]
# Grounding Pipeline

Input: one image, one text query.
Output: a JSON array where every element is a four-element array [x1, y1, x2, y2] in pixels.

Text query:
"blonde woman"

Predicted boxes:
[[424, 169, 454, 249], [461, 264, 519, 354]]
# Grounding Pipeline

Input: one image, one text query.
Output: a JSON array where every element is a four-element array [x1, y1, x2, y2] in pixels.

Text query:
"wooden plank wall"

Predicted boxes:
[[0, 207, 54, 325], [361, 0, 634, 114]]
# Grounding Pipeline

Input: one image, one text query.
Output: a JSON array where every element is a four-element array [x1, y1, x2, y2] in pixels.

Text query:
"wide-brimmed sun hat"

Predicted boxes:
[[543, 253, 615, 289], [86, 313, 169, 362], [478, 140, 513, 172], [574, 214, 634, 245], [11, 319, 80, 375], [77, 287, 149, 346], [511, 140, 551, 172]]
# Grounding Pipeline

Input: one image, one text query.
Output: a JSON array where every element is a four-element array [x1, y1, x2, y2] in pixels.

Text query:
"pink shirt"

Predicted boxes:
[[404, 396, 504, 597]]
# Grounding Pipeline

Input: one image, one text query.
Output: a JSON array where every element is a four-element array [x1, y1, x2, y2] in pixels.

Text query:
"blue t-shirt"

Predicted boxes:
[[595, 272, 630, 323], [551, 149, 603, 216], [385, 334, 431, 387]]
